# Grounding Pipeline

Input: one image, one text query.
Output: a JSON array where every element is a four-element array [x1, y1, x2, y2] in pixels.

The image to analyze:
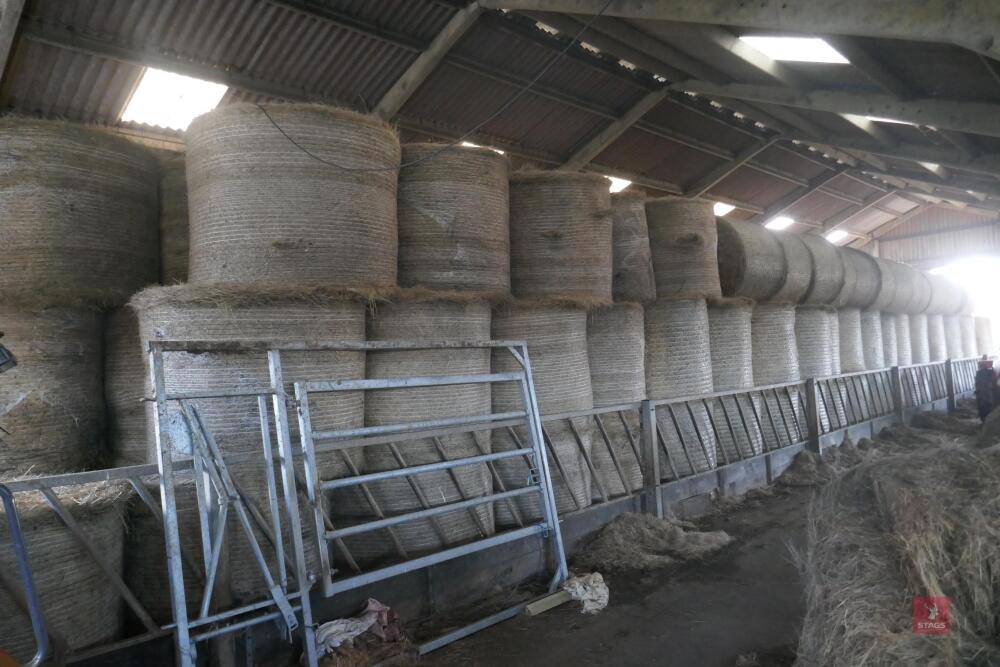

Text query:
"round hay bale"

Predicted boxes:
[[927, 314, 948, 362], [796, 306, 835, 378], [838, 308, 866, 373], [860, 309, 885, 370], [509, 172, 612, 302], [906, 269, 933, 315], [0, 481, 129, 662], [960, 315, 977, 359], [105, 308, 148, 467], [707, 298, 763, 461], [587, 303, 645, 494], [130, 284, 367, 601], [186, 103, 400, 287], [397, 144, 510, 293], [870, 258, 897, 312], [0, 306, 104, 475], [716, 219, 785, 300], [976, 317, 994, 357], [124, 478, 205, 624], [0, 118, 158, 306], [926, 274, 962, 315], [895, 313, 912, 366], [610, 192, 656, 303], [350, 297, 495, 562], [884, 261, 915, 314], [646, 298, 717, 476], [645, 198, 721, 300], [838, 248, 880, 309], [832, 248, 858, 309], [880, 313, 899, 367], [799, 234, 844, 305], [491, 304, 593, 521], [771, 232, 812, 304], [752, 304, 803, 448], [910, 314, 930, 364], [159, 154, 189, 284], [829, 309, 842, 375], [944, 315, 963, 359]]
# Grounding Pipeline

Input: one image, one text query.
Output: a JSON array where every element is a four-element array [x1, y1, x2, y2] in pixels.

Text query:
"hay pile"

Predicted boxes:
[[159, 154, 189, 284], [709, 298, 764, 460], [799, 235, 844, 305], [509, 172, 612, 302], [186, 103, 400, 287], [397, 144, 510, 293], [572, 511, 731, 572], [646, 198, 721, 299], [105, 308, 148, 466], [796, 448, 1000, 666], [910, 410, 980, 436], [610, 192, 656, 303], [717, 219, 785, 300]]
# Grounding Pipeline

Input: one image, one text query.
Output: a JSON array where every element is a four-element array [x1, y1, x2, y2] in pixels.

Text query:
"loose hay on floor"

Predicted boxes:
[[572, 512, 732, 572]]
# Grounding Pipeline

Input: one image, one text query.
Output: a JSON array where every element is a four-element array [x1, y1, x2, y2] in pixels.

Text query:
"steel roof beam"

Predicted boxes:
[[684, 136, 778, 197], [748, 169, 848, 223], [561, 88, 668, 169]]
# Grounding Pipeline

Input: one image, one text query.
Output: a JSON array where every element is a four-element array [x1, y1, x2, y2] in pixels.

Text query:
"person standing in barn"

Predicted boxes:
[[975, 356, 997, 422]]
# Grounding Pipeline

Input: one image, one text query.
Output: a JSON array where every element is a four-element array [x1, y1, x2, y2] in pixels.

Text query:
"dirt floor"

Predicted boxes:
[[422, 486, 808, 667]]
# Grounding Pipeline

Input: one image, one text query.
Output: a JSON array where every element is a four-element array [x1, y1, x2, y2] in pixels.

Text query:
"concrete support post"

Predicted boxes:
[[945, 359, 956, 412], [638, 400, 662, 518], [805, 378, 821, 453], [891, 366, 905, 422]]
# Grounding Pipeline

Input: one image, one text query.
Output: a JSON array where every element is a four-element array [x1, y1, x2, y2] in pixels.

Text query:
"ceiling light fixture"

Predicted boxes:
[[864, 115, 917, 126], [713, 202, 736, 217], [739, 36, 849, 64], [606, 176, 632, 193], [764, 215, 795, 230], [825, 229, 849, 243]]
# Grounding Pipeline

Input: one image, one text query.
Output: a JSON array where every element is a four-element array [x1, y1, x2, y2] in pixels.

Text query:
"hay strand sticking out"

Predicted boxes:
[[976, 316, 994, 357], [159, 154, 189, 284], [799, 234, 844, 305], [105, 308, 147, 467], [0, 306, 105, 475], [0, 118, 159, 306], [928, 314, 948, 362], [895, 312, 913, 366], [397, 143, 510, 293], [860, 309, 885, 370], [645, 198, 721, 300], [910, 313, 930, 364], [880, 313, 899, 367], [186, 103, 400, 287], [770, 232, 812, 304], [610, 192, 656, 303], [838, 248, 880, 309], [509, 171, 612, 302], [838, 308, 866, 373], [716, 219, 785, 300]]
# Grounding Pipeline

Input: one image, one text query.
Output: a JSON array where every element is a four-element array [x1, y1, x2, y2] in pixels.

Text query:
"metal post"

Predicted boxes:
[[805, 378, 821, 453], [638, 400, 662, 518], [0, 484, 49, 667], [945, 358, 956, 412], [149, 345, 195, 666], [891, 366, 905, 422]]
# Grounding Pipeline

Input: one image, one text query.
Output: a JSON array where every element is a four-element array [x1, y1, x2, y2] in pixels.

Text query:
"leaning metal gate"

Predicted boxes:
[[148, 339, 568, 666]]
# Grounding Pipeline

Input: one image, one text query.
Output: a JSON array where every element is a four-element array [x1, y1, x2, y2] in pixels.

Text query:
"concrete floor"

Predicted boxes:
[[423, 485, 810, 667]]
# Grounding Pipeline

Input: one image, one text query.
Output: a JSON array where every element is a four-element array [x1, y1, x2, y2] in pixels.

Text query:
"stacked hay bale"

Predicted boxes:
[[796, 306, 839, 430], [906, 270, 933, 365], [105, 309, 148, 466], [976, 317, 995, 357], [880, 313, 898, 367], [647, 198, 721, 300], [960, 316, 977, 359], [707, 299, 763, 461], [926, 274, 962, 361], [0, 482, 131, 663], [860, 309, 886, 370], [609, 192, 656, 303], [752, 304, 803, 447], [944, 314, 964, 359], [799, 235, 845, 306], [834, 248, 881, 372], [716, 219, 785, 301], [159, 155, 189, 284], [927, 313, 948, 362]]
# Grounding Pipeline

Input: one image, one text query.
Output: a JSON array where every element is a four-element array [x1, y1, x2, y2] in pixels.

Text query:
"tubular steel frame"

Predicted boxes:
[[0, 355, 985, 665]]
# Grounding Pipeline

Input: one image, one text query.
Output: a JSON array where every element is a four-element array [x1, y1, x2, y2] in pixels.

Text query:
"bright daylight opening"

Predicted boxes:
[[931, 256, 1000, 345], [713, 202, 736, 217], [825, 229, 849, 243], [865, 115, 917, 126], [765, 215, 795, 230], [121, 68, 227, 131], [460, 141, 505, 155], [606, 176, 632, 193], [739, 36, 849, 64]]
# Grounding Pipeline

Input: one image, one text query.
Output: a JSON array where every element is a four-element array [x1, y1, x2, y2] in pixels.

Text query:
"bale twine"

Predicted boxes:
[[0, 482, 129, 663], [795, 306, 840, 431], [838, 248, 880, 309], [880, 313, 899, 367], [832, 247, 858, 309], [124, 478, 206, 624], [976, 317, 994, 357], [895, 313, 913, 366], [870, 258, 897, 313], [587, 303, 645, 494], [860, 309, 885, 370], [509, 172, 612, 302], [708, 298, 763, 460], [752, 304, 804, 447], [0, 306, 104, 475], [397, 144, 510, 293], [771, 232, 812, 304], [0, 118, 159, 306], [927, 314, 948, 362], [645, 198, 721, 300], [610, 192, 656, 303], [944, 315, 963, 359], [910, 314, 930, 364], [105, 308, 148, 467], [716, 219, 785, 300], [799, 234, 844, 305], [906, 269, 933, 315], [491, 304, 593, 521], [159, 154, 189, 284], [645, 299, 716, 478], [838, 308, 866, 373], [130, 284, 367, 601], [186, 103, 400, 287], [829, 309, 842, 375], [356, 297, 494, 562], [961, 316, 977, 359]]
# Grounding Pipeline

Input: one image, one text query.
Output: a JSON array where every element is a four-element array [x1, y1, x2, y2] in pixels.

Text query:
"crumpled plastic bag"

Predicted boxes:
[[315, 598, 401, 655], [563, 572, 609, 614]]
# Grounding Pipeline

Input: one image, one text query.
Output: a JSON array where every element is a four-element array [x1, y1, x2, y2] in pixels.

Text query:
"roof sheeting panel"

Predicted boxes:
[[751, 145, 830, 181], [594, 126, 717, 187], [783, 192, 854, 224], [641, 98, 758, 154], [710, 166, 800, 206]]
